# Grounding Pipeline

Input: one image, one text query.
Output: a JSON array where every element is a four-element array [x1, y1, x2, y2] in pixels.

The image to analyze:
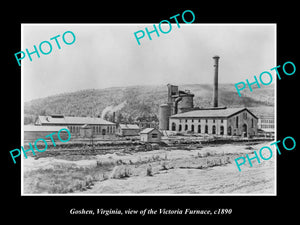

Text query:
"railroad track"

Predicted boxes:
[[31, 146, 135, 157]]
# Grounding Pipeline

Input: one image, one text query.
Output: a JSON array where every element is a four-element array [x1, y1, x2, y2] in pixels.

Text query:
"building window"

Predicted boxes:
[[251, 118, 254, 128], [192, 119, 194, 122], [198, 119, 201, 123], [151, 133, 158, 138], [171, 122, 176, 131], [205, 119, 208, 123], [185, 124, 188, 131], [228, 126, 232, 135], [198, 125, 201, 133], [191, 125, 194, 132], [236, 116, 239, 128], [213, 119, 215, 123], [221, 119, 223, 123], [205, 125, 208, 133], [179, 124, 182, 131], [220, 126, 224, 135], [243, 112, 247, 119], [212, 125, 216, 134], [185, 119, 188, 123]]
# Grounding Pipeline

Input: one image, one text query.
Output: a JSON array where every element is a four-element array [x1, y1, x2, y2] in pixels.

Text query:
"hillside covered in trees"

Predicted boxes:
[[24, 84, 274, 125]]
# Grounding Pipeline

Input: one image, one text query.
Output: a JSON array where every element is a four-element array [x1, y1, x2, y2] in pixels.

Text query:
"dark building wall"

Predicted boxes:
[[227, 111, 258, 137], [118, 129, 140, 136], [24, 131, 70, 142]]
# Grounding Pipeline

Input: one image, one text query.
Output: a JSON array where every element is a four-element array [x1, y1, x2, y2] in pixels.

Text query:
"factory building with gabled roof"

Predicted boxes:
[[169, 107, 258, 137], [35, 114, 116, 136], [159, 56, 259, 138]]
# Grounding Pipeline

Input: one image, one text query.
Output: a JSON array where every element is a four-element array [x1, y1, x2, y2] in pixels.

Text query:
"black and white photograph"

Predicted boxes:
[[21, 24, 276, 195], [3, 3, 299, 221]]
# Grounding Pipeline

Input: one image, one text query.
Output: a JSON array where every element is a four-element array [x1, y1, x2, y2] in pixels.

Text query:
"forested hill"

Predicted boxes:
[[24, 83, 274, 124]]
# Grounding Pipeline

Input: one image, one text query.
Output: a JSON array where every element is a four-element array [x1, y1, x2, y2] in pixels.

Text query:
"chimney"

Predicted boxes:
[[212, 55, 220, 107], [112, 112, 116, 123]]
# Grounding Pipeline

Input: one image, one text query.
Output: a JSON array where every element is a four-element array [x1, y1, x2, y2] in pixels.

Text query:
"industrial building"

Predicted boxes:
[[116, 124, 140, 136], [140, 128, 162, 143], [24, 125, 70, 142], [35, 114, 116, 137], [169, 107, 258, 137], [258, 116, 274, 132], [248, 106, 275, 137], [159, 56, 258, 137]]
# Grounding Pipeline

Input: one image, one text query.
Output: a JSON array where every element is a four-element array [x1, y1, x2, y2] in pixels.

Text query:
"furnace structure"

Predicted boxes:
[[159, 56, 258, 138]]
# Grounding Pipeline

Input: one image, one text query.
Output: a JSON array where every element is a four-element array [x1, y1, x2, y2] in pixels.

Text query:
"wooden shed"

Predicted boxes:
[[140, 128, 162, 143]]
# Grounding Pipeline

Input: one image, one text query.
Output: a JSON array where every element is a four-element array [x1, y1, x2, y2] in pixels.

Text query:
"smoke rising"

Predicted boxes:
[[101, 101, 126, 119]]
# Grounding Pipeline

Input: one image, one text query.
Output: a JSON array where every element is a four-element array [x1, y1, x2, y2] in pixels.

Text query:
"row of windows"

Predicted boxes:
[[176, 118, 254, 129], [261, 119, 274, 124], [69, 125, 116, 134], [261, 124, 274, 128], [179, 119, 223, 123], [171, 123, 254, 136], [178, 116, 255, 129], [171, 123, 225, 135]]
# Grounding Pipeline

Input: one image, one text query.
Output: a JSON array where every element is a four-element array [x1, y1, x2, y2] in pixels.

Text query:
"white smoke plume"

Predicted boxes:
[[101, 101, 126, 119]]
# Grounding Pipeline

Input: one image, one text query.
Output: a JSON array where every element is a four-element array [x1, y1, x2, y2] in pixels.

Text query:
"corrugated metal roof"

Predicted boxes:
[[119, 124, 140, 129], [24, 125, 69, 132], [170, 107, 254, 119], [37, 116, 115, 125]]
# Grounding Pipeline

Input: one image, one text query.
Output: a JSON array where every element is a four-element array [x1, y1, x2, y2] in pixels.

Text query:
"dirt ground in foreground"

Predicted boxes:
[[23, 142, 276, 195]]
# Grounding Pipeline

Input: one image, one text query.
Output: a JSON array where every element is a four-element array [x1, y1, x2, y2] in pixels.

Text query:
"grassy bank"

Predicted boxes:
[[23, 150, 238, 194]]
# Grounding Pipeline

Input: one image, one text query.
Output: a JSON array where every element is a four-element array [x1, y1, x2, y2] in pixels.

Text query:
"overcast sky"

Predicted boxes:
[[22, 24, 276, 102]]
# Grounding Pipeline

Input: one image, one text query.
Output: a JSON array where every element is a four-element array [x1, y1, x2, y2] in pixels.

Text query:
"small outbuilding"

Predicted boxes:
[[140, 128, 162, 143]]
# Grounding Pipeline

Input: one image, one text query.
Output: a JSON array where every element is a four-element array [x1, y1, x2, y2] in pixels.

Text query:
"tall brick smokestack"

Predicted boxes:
[[212, 55, 220, 107]]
